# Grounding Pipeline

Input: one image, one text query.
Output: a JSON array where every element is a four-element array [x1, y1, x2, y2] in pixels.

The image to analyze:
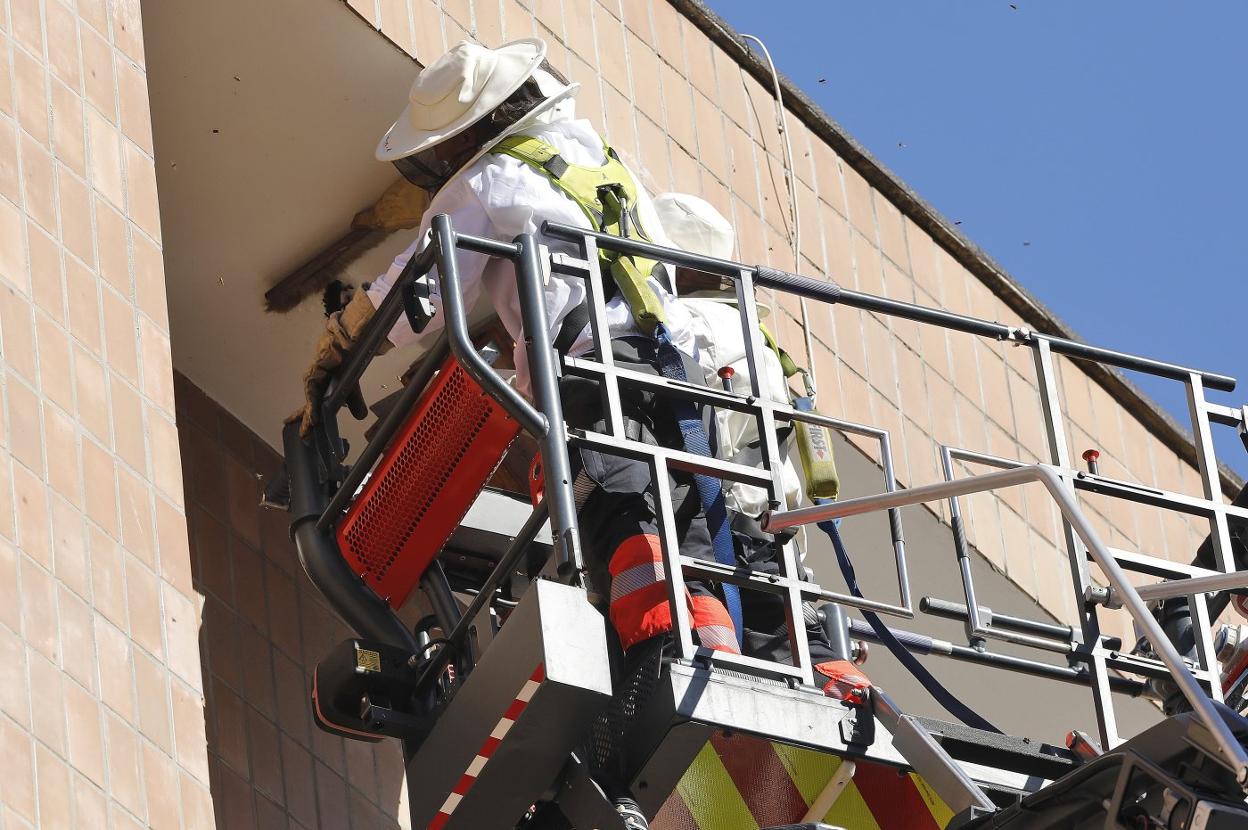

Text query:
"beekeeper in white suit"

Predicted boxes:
[[654, 193, 803, 523], [655, 193, 861, 686]]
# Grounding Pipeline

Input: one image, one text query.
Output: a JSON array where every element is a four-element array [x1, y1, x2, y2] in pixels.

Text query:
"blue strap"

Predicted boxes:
[[816, 506, 1001, 733], [652, 325, 744, 645]]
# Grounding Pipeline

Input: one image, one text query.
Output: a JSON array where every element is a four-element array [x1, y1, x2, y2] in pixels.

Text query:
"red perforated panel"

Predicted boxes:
[[337, 356, 521, 609]]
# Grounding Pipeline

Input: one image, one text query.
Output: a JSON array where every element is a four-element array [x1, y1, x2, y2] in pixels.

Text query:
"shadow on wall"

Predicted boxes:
[[174, 373, 409, 829]]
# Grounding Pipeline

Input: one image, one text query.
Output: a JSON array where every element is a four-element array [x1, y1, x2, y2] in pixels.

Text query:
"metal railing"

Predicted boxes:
[[537, 219, 1248, 777], [308, 212, 1248, 782], [762, 465, 1248, 785]]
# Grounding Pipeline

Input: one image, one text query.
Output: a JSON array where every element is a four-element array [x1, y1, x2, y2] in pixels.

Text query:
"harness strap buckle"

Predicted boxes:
[[543, 154, 569, 179]]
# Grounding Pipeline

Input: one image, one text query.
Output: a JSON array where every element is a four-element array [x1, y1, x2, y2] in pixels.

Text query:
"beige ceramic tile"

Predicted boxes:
[[49, 492, 89, 597], [101, 286, 139, 383], [35, 738, 73, 823], [117, 466, 153, 566], [58, 169, 94, 266], [95, 196, 130, 293], [475, 0, 506, 46], [132, 647, 172, 751], [0, 120, 20, 204], [875, 193, 909, 272], [20, 135, 57, 233], [12, 48, 50, 145], [57, 585, 96, 689], [45, 1, 81, 89], [73, 347, 109, 440], [81, 436, 119, 537], [148, 407, 182, 502], [36, 314, 76, 412], [29, 225, 65, 322], [0, 717, 37, 822], [110, 0, 146, 66], [86, 107, 125, 208], [92, 611, 134, 717], [125, 555, 164, 662], [143, 742, 183, 829], [7, 374, 44, 474], [171, 680, 211, 783], [9, 0, 44, 57], [593, 3, 628, 94], [105, 709, 148, 819], [67, 259, 102, 351], [27, 649, 67, 750], [841, 162, 874, 237], [43, 401, 80, 505], [124, 141, 160, 242], [13, 459, 51, 569], [73, 778, 110, 829], [0, 198, 29, 294], [0, 605, 30, 723], [88, 524, 127, 629], [154, 496, 191, 594], [0, 36, 13, 119], [502, 0, 535, 41], [81, 24, 117, 120]]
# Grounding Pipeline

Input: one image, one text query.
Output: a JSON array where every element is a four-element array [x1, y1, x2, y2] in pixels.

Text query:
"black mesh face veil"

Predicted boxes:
[[392, 152, 461, 192], [391, 76, 548, 193]]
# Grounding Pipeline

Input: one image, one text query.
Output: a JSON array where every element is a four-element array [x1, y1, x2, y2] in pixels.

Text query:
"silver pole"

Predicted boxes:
[[763, 464, 1248, 785], [513, 232, 583, 580], [1133, 569, 1248, 603]]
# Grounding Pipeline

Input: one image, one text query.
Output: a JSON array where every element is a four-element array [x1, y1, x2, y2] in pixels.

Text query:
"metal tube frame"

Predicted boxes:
[[537, 219, 1243, 760], [309, 214, 1246, 786], [932, 359, 1247, 749], [549, 244, 912, 689], [763, 465, 1248, 784], [303, 218, 588, 701]]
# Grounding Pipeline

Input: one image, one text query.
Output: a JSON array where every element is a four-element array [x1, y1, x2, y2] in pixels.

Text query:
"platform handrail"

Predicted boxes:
[[762, 463, 1248, 786], [292, 214, 1247, 787], [541, 220, 1237, 393]]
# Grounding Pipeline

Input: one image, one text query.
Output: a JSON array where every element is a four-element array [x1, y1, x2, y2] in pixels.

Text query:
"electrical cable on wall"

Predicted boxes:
[[739, 33, 819, 402]]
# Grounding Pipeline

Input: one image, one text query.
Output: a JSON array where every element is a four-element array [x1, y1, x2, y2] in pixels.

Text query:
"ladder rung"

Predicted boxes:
[[680, 557, 811, 596], [571, 430, 774, 487]]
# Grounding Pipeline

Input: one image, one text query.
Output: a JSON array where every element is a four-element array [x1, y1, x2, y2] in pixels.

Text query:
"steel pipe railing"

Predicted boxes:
[[542, 221, 1237, 392], [762, 463, 1248, 784]]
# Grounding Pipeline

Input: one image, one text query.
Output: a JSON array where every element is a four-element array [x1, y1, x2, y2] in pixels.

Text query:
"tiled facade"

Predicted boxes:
[[174, 374, 407, 829], [0, 0, 1230, 827], [0, 0, 215, 826]]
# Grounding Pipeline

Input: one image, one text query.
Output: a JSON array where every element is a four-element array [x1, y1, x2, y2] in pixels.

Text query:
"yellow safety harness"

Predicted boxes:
[[494, 135, 667, 335]]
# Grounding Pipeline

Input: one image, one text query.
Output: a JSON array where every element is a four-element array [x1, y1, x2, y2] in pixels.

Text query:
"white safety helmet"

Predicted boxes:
[[654, 192, 736, 260], [655, 192, 769, 316]]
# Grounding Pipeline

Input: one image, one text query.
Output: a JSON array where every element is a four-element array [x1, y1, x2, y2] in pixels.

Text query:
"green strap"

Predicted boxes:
[[493, 134, 666, 334], [759, 323, 803, 379]]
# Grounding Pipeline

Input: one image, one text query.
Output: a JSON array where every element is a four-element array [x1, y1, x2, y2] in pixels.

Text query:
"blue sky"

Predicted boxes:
[[708, 1, 1247, 477]]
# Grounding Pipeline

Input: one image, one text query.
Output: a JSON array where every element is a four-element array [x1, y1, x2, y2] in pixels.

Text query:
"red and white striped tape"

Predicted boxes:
[[427, 665, 545, 830]]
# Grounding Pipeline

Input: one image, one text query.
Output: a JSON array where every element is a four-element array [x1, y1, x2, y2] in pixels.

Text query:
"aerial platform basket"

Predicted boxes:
[[277, 216, 1248, 830], [336, 353, 521, 609]]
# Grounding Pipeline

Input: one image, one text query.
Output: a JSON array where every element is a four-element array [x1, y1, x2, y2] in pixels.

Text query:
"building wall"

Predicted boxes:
[[0, 1, 1224, 829], [174, 373, 408, 829], [0, 0, 214, 827], [338, 0, 1217, 646], [167, 1, 1219, 824]]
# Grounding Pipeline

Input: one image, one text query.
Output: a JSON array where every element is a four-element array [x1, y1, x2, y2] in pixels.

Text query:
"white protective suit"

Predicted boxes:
[[368, 105, 697, 396], [684, 299, 805, 520]]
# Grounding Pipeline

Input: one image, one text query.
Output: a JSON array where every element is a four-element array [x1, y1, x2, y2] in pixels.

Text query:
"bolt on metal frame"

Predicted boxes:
[[317, 213, 1248, 785]]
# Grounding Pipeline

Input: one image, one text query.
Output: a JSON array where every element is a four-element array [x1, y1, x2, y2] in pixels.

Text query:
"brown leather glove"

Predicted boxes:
[[287, 288, 389, 437]]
